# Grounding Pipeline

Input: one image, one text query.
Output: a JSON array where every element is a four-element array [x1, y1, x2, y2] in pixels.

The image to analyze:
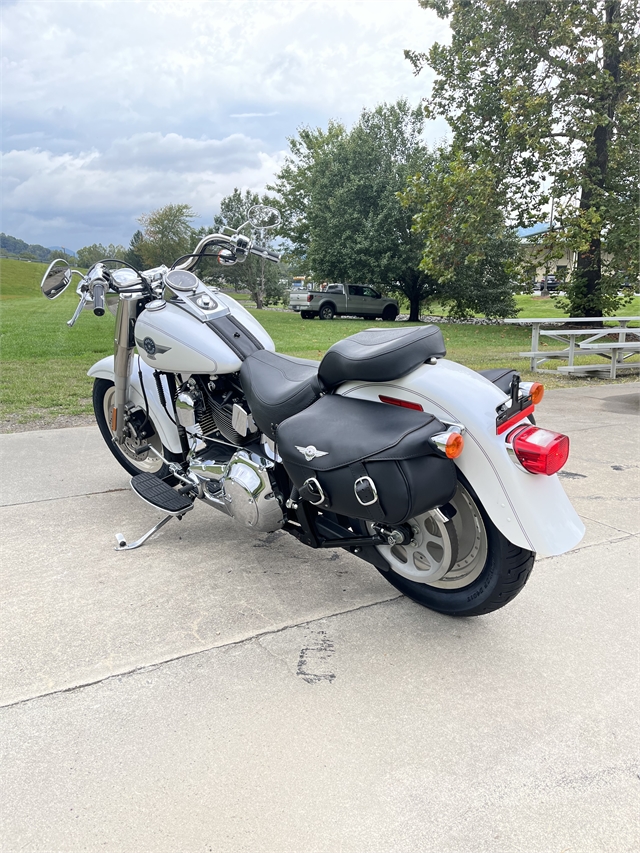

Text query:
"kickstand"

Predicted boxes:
[[115, 513, 182, 551]]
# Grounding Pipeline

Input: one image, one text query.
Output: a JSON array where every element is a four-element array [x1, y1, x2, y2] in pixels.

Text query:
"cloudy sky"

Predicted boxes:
[[1, 0, 450, 252]]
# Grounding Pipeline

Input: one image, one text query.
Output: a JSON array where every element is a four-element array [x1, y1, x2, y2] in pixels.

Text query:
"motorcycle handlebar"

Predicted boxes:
[[251, 243, 280, 263], [172, 233, 280, 271], [92, 281, 106, 316]]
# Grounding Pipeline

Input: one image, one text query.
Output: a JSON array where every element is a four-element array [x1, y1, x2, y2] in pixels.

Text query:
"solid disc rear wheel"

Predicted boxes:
[[371, 478, 535, 616], [93, 379, 179, 481]]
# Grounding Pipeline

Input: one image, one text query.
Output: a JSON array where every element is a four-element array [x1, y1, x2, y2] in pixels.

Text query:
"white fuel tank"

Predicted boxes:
[[134, 293, 274, 375]]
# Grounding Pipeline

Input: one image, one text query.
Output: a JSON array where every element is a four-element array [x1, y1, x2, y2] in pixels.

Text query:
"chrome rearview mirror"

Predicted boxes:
[[247, 204, 281, 231], [41, 258, 72, 299]]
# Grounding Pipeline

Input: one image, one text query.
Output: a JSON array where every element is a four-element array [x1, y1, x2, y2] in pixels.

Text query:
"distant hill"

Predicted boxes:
[[48, 245, 77, 257], [0, 233, 75, 262]]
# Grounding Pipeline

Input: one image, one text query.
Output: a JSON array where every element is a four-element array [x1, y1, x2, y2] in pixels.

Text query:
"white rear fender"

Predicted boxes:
[[337, 359, 585, 558], [87, 356, 183, 455]]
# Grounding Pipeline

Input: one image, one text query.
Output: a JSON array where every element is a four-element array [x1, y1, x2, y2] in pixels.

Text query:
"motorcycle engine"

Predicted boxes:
[[178, 376, 254, 446], [177, 377, 283, 533], [219, 451, 284, 532]]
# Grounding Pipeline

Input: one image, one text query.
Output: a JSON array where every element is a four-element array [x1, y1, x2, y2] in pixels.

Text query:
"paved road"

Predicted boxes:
[[1, 384, 638, 853]]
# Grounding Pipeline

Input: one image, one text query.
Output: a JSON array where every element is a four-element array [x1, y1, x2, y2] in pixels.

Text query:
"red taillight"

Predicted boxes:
[[307, 294, 313, 302], [378, 395, 424, 411], [508, 426, 570, 475]]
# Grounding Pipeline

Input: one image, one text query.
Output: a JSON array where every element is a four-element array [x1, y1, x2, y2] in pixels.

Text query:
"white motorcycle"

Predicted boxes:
[[40, 207, 584, 617]]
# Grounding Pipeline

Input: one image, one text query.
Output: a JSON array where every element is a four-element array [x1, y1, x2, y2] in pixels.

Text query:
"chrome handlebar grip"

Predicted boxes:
[[251, 243, 280, 262]]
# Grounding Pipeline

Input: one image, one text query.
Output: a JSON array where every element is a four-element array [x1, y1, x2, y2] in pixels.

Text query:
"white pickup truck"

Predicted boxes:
[[289, 284, 399, 321]]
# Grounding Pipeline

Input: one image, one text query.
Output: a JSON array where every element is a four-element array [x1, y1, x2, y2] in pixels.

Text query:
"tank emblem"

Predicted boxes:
[[296, 445, 328, 461], [136, 337, 171, 360]]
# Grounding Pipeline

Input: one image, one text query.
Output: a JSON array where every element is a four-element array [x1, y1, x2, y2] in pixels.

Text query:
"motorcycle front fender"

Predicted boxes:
[[87, 356, 183, 455], [337, 359, 585, 558]]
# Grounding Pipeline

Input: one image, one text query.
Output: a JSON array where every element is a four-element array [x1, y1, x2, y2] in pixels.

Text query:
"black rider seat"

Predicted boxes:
[[240, 350, 322, 440], [318, 326, 446, 389], [241, 327, 448, 440]]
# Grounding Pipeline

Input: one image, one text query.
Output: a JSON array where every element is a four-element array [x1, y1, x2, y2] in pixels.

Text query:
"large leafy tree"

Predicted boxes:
[[271, 100, 438, 321], [407, 0, 640, 316], [137, 203, 197, 267], [402, 147, 520, 318]]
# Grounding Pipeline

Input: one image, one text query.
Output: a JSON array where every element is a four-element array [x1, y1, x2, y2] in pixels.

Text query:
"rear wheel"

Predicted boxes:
[[300, 310, 315, 319], [381, 305, 398, 322], [93, 379, 180, 481], [368, 477, 535, 616], [318, 304, 335, 320]]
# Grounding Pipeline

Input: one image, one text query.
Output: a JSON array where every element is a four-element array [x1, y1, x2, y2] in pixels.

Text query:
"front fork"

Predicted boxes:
[[112, 294, 139, 443], [111, 293, 191, 461]]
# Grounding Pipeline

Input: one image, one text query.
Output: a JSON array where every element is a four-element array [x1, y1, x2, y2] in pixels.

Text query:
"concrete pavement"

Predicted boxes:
[[1, 384, 638, 852]]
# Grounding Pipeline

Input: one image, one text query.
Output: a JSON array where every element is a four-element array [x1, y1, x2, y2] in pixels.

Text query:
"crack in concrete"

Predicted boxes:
[[537, 531, 637, 562], [0, 488, 129, 508], [578, 495, 640, 501], [579, 515, 638, 536], [255, 636, 298, 678], [0, 594, 403, 710]]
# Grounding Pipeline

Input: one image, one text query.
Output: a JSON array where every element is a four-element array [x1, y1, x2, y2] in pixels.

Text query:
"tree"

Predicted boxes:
[[76, 243, 126, 268], [401, 147, 519, 318], [271, 100, 438, 321], [203, 188, 284, 309], [125, 229, 146, 270], [138, 204, 197, 267], [407, 0, 640, 317]]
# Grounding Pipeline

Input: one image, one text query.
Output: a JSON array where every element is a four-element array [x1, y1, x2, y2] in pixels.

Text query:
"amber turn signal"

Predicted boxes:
[[444, 432, 464, 459], [529, 382, 544, 405], [432, 429, 465, 459]]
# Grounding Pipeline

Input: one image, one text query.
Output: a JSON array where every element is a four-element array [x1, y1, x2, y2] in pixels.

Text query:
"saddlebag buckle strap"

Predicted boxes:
[[354, 476, 378, 507], [349, 462, 385, 522], [299, 477, 326, 506]]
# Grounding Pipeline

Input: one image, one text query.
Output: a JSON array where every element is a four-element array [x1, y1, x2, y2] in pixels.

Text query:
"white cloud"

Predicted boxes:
[[1, 135, 286, 247], [1, 0, 449, 248], [230, 113, 279, 119], [97, 132, 264, 172]]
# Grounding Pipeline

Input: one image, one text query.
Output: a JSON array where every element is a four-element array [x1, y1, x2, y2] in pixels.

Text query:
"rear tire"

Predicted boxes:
[[381, 305, 398, 321], [300, 310, 315, 319], [370, 476, 535, 616], [318, 304, 335, 320], [93, 379, 180, 482]]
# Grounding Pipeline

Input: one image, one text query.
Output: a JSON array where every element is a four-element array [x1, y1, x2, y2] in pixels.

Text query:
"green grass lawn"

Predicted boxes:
[[1, 257, 637, 425]]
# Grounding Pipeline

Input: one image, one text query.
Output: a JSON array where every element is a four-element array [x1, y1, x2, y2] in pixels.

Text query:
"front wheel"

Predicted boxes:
[[93, 379, 180, 481], [369, 477, 535, 616], [381, 305, 398, 321]]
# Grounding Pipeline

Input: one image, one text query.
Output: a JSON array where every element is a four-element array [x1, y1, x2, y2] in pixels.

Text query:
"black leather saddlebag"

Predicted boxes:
[[277, 394, 457, 525]]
